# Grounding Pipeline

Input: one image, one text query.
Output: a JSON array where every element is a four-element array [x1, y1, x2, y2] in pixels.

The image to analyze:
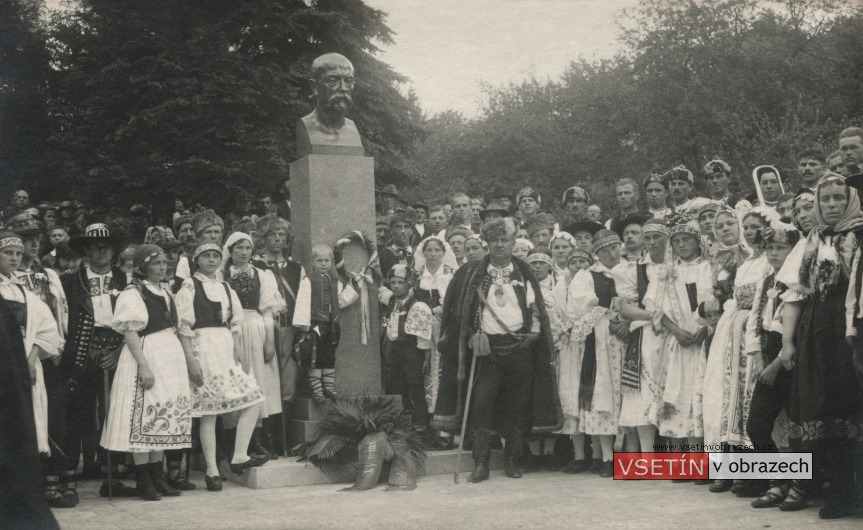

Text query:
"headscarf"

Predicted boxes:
[[413, 235, 458, 273], [796, 174, 863, 290], [752, 165, 785, 207], [465, 233, 488, 250], [221, 231, 254, 271]]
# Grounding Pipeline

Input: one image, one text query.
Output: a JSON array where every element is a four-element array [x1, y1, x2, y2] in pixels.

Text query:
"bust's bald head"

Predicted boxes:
[[310, 53, 354, 81]]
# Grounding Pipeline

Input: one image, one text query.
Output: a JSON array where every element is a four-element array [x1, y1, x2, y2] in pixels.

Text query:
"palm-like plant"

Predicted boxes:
[[297, 396, 427, 489]]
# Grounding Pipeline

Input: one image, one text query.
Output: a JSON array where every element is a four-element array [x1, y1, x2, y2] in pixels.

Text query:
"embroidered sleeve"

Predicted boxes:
[[405, 302, 434, 348], [110, 288, 148, 333], [743, 280, 764, 354]]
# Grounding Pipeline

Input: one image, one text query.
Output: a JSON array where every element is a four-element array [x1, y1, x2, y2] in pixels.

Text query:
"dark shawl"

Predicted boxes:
[[430, 255, 562, 434], [0, 298, 59, 530]]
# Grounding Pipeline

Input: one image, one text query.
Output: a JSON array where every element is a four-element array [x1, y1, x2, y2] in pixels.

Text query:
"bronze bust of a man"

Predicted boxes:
[[296, 53, 364, 157]]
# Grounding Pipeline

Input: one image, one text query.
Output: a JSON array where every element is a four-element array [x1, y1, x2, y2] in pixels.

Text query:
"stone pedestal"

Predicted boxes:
[[289, 154, 381, 396]]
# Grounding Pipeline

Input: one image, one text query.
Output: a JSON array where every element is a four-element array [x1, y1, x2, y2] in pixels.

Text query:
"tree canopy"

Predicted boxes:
[[2, 0, 424, 217], [404, 0, 863, 214]]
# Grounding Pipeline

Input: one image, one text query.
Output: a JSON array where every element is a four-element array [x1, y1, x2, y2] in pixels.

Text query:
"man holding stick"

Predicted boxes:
[[432, 218, 561, 483]]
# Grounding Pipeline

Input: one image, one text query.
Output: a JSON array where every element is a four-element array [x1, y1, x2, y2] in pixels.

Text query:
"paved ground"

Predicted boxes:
[[54, 468, 862, 529]]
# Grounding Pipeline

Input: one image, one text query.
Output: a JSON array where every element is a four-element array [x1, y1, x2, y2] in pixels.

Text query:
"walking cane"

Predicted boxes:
[[103, 368, 112, 500], [454, 348, 478, 484]]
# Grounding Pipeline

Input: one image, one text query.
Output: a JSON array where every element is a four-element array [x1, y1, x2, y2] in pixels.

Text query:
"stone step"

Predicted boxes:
[[223, 449, 505, 489]]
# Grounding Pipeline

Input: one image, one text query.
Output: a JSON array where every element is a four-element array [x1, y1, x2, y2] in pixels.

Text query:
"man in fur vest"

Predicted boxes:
[[432, 218, 561, 483]]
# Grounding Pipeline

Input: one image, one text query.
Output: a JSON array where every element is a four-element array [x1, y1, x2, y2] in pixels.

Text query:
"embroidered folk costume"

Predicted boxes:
[[175, 249, 264, 417], [702, 208, 777, 447], [222, 232, 283, 422], [412, 236, 457, 412], [655, 218, 713, 440], [432, 219, 561, 483], [100, 247, 192, 453], [776, 175, 863, 516], [382, 265, 434, 429]]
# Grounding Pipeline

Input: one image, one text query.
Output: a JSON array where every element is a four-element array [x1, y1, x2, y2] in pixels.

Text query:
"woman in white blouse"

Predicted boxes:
[[175, 243, 266, 492], [220, 232, 283, 460], [412, 236, 457, 432], [100, 244, 192, 501]]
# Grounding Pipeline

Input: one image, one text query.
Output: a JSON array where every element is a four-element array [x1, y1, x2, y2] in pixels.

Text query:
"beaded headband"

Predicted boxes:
[[84, 223, 111, 238], [761, 220, 801, 246], [193, 243, 223, 261], [641, 223, 670, 237], [567, 249, 594, 265], [669, 223, 701, 238], [388, 263, 416, 282], [698, 203, 721, 218], [527, 252, 553, 266], [593, 234, 621, 253], [0, 236, 24, 250]]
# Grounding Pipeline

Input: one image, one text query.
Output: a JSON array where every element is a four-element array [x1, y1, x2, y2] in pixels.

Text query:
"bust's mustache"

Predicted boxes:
[[326, 92, 353, 108]]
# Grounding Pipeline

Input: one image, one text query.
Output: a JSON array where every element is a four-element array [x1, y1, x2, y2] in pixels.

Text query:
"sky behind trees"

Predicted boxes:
[[365, 0, 640, 116]]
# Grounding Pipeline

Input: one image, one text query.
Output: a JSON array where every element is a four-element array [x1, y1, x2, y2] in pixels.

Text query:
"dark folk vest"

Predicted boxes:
[[137, 284, 178, 337], [309, 272, 340, 323], [191, 277, 233, 329], [253, 257, 302, 324], [227, 267, 261, 312]]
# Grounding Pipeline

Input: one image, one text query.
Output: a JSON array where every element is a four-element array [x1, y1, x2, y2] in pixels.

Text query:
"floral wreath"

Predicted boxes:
[[333, 230, 382, 346]]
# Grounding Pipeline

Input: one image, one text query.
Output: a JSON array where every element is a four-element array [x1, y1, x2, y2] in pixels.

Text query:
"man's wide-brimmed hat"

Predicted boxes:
[[5, 212, 44, 237], [70, 223, 119, 254], [479, 201, 510, 221], [561, 219, 604, 237], [613, 213, 651, 239]]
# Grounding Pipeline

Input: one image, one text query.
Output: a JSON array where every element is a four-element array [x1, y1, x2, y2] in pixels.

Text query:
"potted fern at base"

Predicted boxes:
[[296, 396, 427, 491]]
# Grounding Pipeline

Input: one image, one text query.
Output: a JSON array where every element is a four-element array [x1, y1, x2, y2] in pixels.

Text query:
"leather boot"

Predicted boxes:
[[134, 464, 161, 501], [504, 428, 523, 479], [149, 462, 181, 496], [468, 428, 491, 483]]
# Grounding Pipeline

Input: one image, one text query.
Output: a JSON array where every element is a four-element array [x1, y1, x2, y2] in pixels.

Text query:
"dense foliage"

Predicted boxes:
[[405, 0, 863, 214], [1, 0, 424, 216]]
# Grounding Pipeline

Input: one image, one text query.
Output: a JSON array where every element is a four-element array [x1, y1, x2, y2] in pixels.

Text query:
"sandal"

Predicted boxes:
[[751, 486, 786, 508], [44, 476, 77, 508]]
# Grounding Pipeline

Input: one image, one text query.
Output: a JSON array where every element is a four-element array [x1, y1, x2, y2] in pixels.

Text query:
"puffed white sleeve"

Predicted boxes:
[[292, 275, 312, 327], [405, 302, 434, 349], [227, 284, 244, 331], [110, 287, 149, 333], [258, 268, 284, 314], [176, 278, 197, 337], [612, 263, 638, 302], [777, 239, 808, 303], [567, 270, 598, 320], [26, 291, 61, 358]]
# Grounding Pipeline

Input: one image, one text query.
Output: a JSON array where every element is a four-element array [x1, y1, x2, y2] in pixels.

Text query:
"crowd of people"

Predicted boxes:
[[3, 126, 863, 524]]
